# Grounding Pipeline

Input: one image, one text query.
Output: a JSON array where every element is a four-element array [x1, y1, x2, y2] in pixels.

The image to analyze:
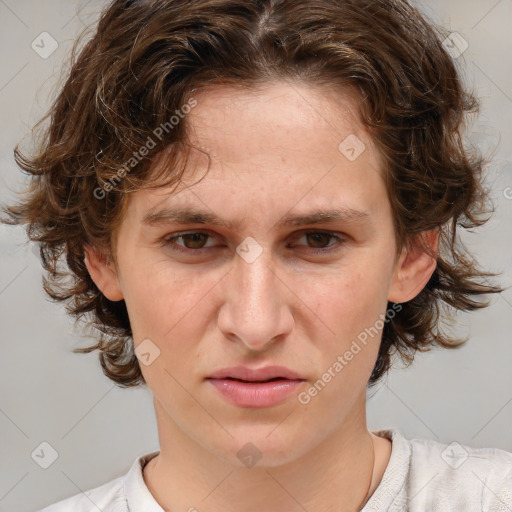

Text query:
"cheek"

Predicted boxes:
[[299, 268, 386, 409], [296, 260, 390, 396], [119, 261, 210, 388], [119, 240, 391, 359], [119, 257, 222, 362], [301, 260, 390, 338]]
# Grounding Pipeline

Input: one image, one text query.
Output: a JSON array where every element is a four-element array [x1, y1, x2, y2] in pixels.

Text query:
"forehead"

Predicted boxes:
[[186, 80, 368, 159], [127, 80, 388, 226]]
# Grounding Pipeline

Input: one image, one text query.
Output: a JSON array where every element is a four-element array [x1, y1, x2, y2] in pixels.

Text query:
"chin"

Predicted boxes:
[[210, 425, 310, 468]]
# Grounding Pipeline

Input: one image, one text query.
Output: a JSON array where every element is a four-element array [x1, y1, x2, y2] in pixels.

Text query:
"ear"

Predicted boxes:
[[83, 245, 124, 302], [387, 228, 439, 303]]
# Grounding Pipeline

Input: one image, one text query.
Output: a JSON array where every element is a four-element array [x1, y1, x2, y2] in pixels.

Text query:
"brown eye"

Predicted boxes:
[[291, 231, 345, 253], [161, 230, 345, 256], [305, 232, 335, 248], [178, 233, 210, 249], [161, 232, 216, 253]]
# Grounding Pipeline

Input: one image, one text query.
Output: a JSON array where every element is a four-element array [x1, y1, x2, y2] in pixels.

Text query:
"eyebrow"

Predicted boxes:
[[142, 206, 371, 230]]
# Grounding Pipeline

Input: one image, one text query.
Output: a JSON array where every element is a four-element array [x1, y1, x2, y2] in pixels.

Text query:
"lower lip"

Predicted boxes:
[[207, 378, 305, 408]]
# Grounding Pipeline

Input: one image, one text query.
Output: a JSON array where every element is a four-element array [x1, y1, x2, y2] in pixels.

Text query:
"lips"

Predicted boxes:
[[223, 377, 284, 383], [206, 366, 306, 408], [206, 365, 305, 382]]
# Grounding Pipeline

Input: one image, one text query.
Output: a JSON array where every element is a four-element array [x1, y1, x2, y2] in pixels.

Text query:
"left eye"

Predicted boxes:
[[163, 232, 216, 251], [295, 232, 342, 251], [161, 231, 345, 254]]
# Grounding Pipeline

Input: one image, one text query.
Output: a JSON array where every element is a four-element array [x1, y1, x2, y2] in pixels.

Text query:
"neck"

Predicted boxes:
[[144, 393, 389, 512]]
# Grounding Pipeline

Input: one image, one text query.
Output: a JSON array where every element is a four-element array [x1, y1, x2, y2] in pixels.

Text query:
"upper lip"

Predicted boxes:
[[206, 365, 305, 382]]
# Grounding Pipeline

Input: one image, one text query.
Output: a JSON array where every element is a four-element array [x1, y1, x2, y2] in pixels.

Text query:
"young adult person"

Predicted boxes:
[[2, 0, 511, 510]]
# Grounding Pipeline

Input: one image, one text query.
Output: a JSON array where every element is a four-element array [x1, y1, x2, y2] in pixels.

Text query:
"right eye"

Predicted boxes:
[[161, 231, 219, 254]]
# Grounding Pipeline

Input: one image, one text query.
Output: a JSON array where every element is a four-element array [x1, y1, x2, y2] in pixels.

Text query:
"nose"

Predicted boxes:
[[217, 247, 294, 352]]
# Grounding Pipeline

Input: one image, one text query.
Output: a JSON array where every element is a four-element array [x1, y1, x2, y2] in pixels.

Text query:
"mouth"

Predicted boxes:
[[218, 377, 292, 383], [206, 365, 305, 382], [205, 367, 306, 408]]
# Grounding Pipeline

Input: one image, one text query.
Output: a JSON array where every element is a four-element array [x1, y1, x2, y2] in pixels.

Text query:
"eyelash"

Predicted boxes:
[[160, 230, 346, 255]]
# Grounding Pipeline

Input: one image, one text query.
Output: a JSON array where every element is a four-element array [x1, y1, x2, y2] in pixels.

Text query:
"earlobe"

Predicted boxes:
[[83, 245, 124, 302], [387, 229, 439, 304]]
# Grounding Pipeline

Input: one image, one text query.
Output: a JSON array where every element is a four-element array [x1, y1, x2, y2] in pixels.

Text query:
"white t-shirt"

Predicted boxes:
[[36, 429, 512, 511]]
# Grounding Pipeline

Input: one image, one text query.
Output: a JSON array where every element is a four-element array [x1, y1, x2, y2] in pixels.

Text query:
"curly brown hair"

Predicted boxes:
[[1, 0, 504, 388]]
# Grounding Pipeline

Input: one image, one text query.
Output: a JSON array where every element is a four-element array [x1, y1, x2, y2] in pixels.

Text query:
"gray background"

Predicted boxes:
[[0, 1, 511, 511]]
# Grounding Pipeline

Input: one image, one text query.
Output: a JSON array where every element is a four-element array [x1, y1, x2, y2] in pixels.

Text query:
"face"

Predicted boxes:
[[86, 80, 436, 467]]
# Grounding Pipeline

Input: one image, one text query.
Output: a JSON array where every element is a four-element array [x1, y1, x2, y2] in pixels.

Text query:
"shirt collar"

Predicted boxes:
[[361, 428, 411, 511], [124, 450, 163, 511]]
